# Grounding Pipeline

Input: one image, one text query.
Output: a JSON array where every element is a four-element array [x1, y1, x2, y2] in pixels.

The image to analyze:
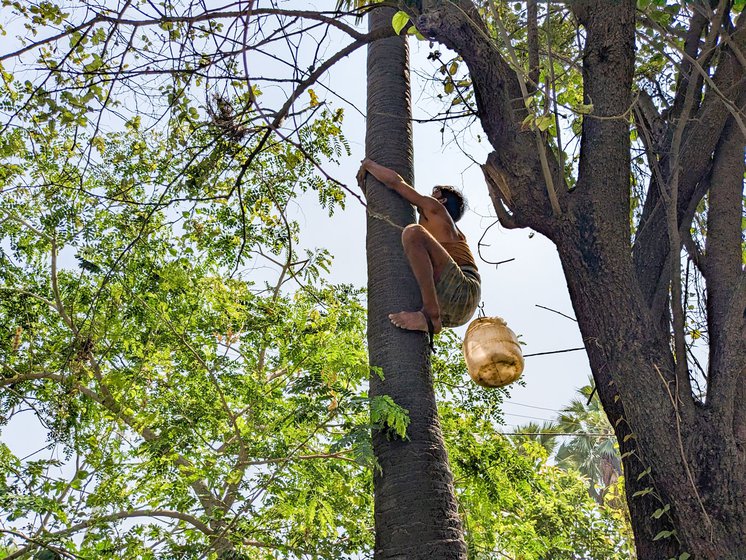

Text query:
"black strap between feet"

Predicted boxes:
[[422, 311, 435, 354]]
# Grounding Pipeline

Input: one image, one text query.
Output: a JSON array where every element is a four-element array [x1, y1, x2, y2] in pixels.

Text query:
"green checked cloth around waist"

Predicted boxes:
[[436, 262, 481, 328]]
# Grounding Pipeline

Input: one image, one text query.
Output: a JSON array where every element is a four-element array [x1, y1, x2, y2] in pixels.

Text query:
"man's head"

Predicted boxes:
[[432, 185, 467, 222]]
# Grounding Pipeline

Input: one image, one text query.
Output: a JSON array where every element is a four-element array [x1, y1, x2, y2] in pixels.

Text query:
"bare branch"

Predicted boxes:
[[489, 0, 562, 217], [527, 0, 540, 89], [4, 509, 215, 560]]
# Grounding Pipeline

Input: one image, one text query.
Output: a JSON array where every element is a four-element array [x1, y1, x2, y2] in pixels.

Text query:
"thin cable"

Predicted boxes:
[[502, 412, 556, 422], [523, 346, 585, 357], [503, 401, 565, 413], [499, 432, 612, 438]]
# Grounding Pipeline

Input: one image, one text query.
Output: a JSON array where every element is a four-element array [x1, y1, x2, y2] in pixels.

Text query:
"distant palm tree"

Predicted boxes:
[[515, 379, 621, 504], [512, 420, 561, 456], [553, 382, 621, 504], [512, 389, 635, 556]]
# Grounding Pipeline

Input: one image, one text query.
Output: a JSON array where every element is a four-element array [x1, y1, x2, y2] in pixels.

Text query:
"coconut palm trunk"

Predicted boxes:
[[364, 6, 466, 559]]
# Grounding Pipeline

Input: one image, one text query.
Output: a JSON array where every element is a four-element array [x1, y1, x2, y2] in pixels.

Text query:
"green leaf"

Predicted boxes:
[[653, 529, 675, 541], [392, 11, 410, 35], [371, 395, 410, 439], [535, 115, 553, 132], [652, 504, 670, 519], [406, 26, 425, 40]]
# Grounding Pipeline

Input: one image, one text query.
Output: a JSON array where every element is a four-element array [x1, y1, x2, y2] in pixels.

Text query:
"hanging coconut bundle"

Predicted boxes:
[[462, 316, 524, 388]]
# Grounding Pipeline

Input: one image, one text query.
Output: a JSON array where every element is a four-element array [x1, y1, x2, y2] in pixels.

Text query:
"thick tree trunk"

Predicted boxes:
[[415, 0, 746, 558], [364, 7, 466, 559], [557, 232, 746, 559]]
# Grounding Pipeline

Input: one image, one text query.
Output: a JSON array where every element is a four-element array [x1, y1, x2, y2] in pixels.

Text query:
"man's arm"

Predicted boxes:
[[359, 158, 440, 213]]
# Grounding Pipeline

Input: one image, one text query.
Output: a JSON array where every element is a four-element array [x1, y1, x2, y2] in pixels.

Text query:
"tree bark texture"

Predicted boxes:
[[415, 0, 746, 558], [365, 7, 466, 559]]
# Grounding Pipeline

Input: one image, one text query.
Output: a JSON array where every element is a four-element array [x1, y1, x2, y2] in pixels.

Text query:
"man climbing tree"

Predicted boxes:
[[358, 158, 480, 349], [362, 7, 467, 559]]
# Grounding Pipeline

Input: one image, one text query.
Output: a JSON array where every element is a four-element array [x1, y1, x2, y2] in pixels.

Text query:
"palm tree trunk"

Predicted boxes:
[[364, 7, 466, 559]]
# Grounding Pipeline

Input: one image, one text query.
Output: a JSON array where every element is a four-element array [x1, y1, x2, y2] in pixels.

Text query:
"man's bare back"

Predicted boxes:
[[358, 159, 480, 349]]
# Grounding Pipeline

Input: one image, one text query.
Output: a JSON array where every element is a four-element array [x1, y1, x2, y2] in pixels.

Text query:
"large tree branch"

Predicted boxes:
[[570, 0, 636, 248], [661, 10, 709, 400], [705, 113, 746, 421], [0, 8, 372, 63], [633, 9, 746, 307], [669, 0, 719, 120], [417, 0, 565, 235]]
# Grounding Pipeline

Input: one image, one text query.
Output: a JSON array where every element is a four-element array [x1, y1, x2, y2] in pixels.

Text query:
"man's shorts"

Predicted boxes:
[[436, 261, 481, 327]]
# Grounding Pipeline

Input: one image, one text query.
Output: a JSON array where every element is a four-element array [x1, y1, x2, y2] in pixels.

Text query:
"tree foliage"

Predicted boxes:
[[0, 0, 713, 557], [0, 101, 382, 557], [0, 119, 631, 558], [432, 347, 634, 559], [0, 2, 383, 556]]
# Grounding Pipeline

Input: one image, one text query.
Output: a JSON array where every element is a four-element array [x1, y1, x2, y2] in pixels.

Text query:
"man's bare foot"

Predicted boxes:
[[388, 310, 442, 335]]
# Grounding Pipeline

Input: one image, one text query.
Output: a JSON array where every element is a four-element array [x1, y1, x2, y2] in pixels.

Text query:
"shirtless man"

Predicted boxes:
[[357, 158, 481, 349]]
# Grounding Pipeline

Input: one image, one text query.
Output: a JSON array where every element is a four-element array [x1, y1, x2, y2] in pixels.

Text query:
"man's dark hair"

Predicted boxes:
[[437, 185, 467, 222]]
